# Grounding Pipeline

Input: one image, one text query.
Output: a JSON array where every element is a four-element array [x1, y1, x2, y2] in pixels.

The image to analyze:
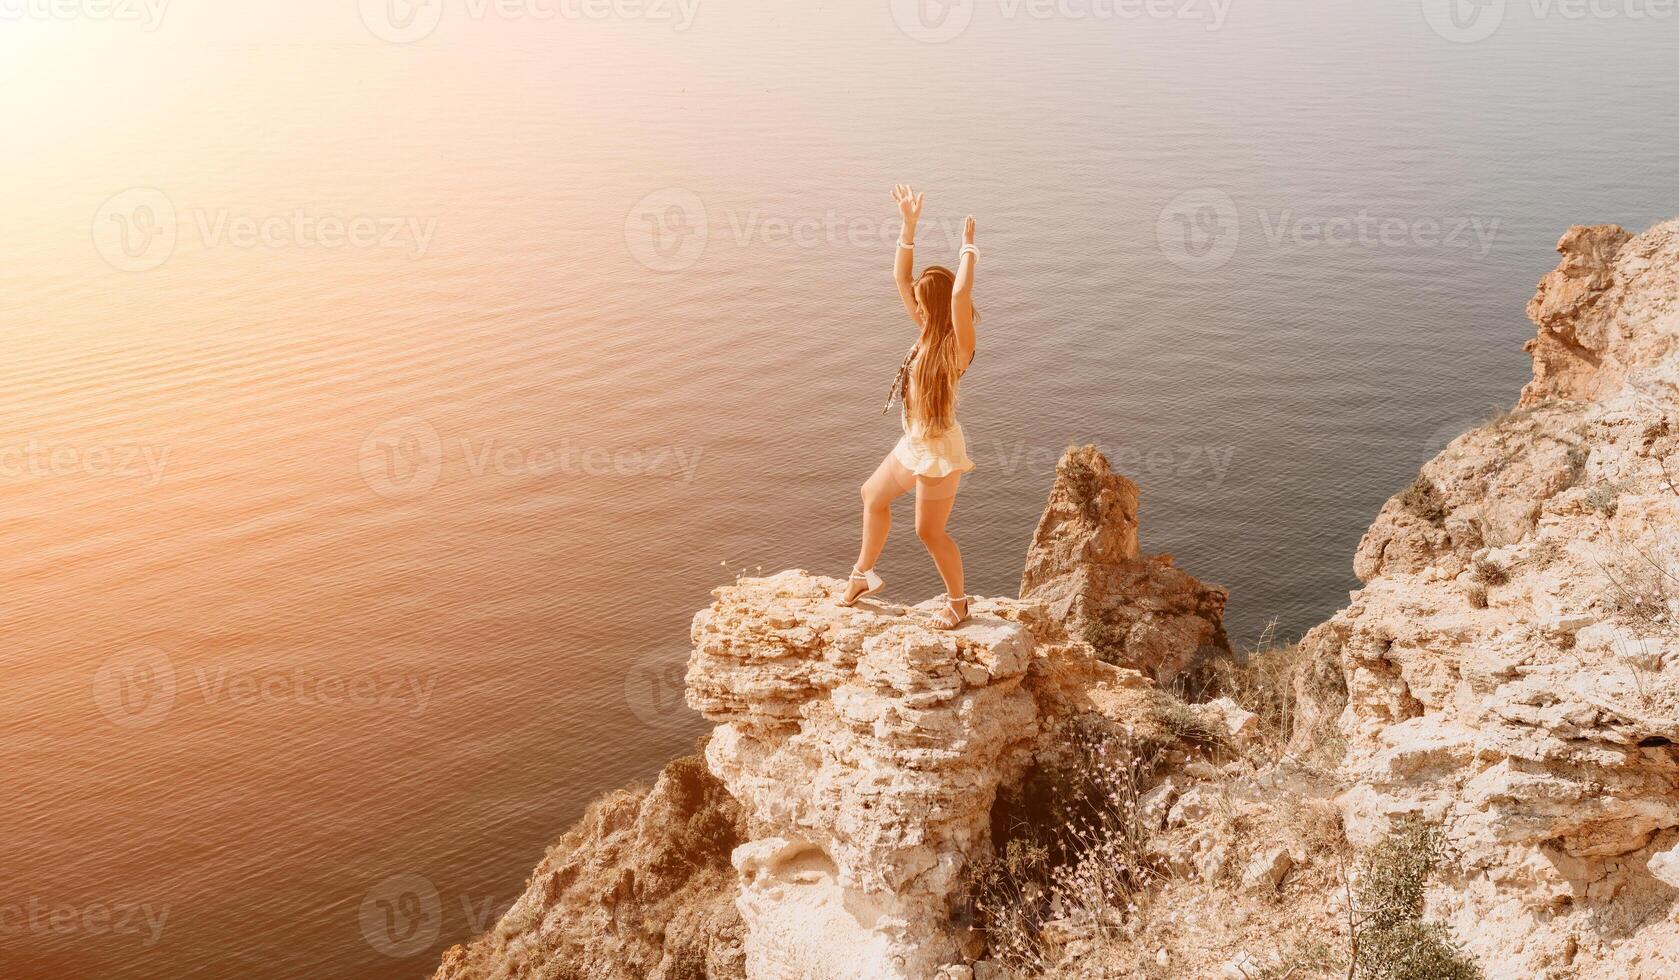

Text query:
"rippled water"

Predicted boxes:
[[2, 2, 1676, 977]]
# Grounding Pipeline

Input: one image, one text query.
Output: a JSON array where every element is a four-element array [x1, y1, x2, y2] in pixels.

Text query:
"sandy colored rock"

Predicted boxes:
[[1020, 445, 1231, 683], [1649, 840, 1679, 890], [1310, 218, 1679, 979], [687, 571, 1123, 979], [431, 746, 748, 980]]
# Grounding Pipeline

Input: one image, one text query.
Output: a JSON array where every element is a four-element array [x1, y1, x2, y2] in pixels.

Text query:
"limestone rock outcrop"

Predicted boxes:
[[685, 571, 1122, 979], [1020, 445, 1231, 683], [431, 746, 748, 980], [1519, 222, 1677, 407], [1307, 219, 1679, 979]]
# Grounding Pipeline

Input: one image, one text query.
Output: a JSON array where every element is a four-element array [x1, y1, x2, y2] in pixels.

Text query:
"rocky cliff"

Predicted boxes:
[[432, 745, 748, 980], [434, 217, 1679, 980], [1301, 219, 1679, 979], [1019, 446, 1231, 684], [687, 573, 1080, 978]]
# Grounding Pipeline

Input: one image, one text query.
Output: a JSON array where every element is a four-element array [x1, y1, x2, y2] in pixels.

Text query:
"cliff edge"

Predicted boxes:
[[1303, 219, 1679, 979]]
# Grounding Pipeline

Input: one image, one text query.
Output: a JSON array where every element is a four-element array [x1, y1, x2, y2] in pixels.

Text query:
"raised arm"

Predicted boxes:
[[891, 184, 923, 327], [952, 215, 977, 361]]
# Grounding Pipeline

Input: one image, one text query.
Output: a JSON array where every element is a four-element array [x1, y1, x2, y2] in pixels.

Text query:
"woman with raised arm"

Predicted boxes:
[[840, 184, 979, 630]]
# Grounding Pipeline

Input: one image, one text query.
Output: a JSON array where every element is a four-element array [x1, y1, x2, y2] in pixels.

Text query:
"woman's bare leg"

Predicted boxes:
[[848, 452, 915, 601], [914, 471, 964, 602]]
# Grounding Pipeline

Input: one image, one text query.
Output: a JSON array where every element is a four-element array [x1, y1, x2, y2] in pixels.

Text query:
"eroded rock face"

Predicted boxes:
[[686, 571, 1112, 980], [1310, 218, 1679, 979], [1020, 445, 1231, 683], [431, 747, 749, 980]]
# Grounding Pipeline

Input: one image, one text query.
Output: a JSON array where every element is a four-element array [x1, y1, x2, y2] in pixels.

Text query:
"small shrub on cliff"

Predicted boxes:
[[1202, 625, 1294, 741], [1155, 697, 1227, 748], [1397, 476, 1448, 525], [1469, 557, 1508, 586], [1584, 484, 1621, 516], [970, 721, 1162, 971], [1199, 622, 1346, 766], [1080, 617, 1127, 667], [1346, 821, 1481, 980], [662, 750, 745, 867], [1060, 446, 1108, 524], [1564, 444, 1589, 486], [1598, 538, 1679, 642]]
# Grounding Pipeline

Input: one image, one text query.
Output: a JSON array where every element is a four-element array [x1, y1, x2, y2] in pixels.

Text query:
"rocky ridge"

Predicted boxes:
[[1302, 219, 1679, 979]]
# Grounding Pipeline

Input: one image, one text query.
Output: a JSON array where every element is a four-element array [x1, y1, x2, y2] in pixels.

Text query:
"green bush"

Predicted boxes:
[[1358, 922, 1482, 980], [1352, 822, 1481, 980], [1584, 484, 1620, 516], [1080, 617, 1126, 666]]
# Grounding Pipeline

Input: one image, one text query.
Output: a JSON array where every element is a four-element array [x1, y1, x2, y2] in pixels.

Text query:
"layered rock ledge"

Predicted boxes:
[[1306, 219, 1679, 978], [685, 573, 1098, 979]]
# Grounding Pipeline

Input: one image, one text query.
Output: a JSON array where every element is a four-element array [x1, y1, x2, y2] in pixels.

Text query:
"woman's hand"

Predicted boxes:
[[893, 184, 924, 235], [963, 215, 976, 246]]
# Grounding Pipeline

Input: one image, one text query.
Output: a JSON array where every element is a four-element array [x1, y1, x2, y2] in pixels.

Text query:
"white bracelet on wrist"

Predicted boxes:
[[898, 240, 915, 249], [961, 244, 979, 260]]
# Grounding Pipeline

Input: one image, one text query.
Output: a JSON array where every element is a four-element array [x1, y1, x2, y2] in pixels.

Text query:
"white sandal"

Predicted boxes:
[[840, 566, 885, 606], [931, 595, 970, 630]]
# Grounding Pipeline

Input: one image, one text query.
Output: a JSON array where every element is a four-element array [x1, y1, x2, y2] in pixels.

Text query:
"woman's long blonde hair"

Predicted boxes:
[[906, 265, 975, 435]]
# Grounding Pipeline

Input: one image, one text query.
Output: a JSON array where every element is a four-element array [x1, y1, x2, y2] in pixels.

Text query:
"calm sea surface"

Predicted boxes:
[[2, 2, 1676, 977]]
